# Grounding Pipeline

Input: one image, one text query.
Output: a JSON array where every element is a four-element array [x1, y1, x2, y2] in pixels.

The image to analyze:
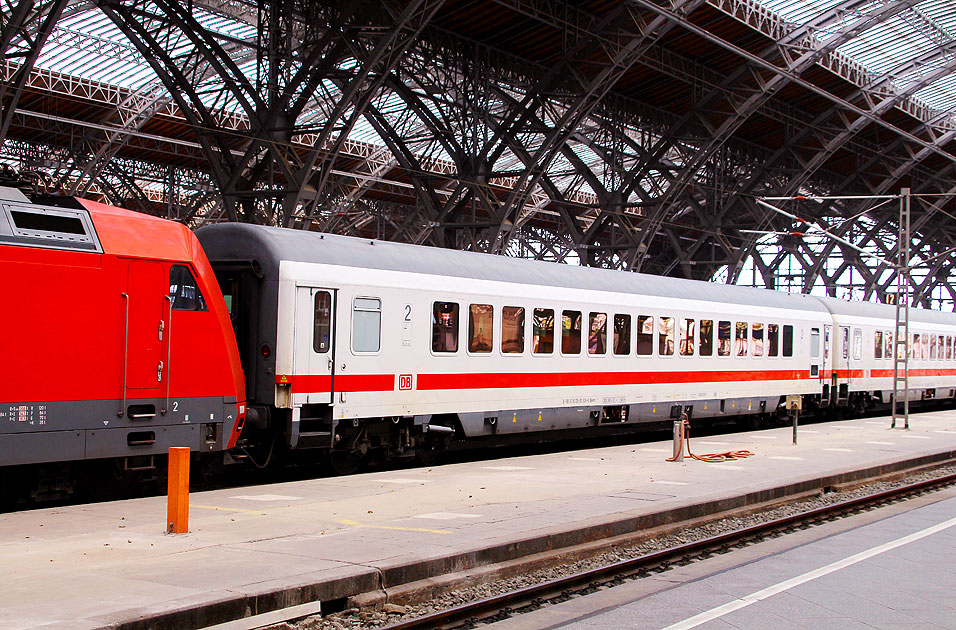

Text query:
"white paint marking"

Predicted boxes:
[[768, 456, 805, 461], [652, 481, 689, 486], [482, 465, 534, 471], [661, 514, 956, 630], [697, 441, 729, 446], [934, 430, 954, 434], [229, 494, 301, 502], [864, 421, 884, 425], [713, 465, 747, 470], [840, 426, 866, 430], [898, 435, 931, 440], [750, 435, 777, 440], [640, 448, 672, 453], [380, 478, 430, 484], [865, 441, 895, 446], [412, 512, 481, 520], [569, 457, 603, 461], [823, 448, 854, 452], [799, 429, 819, 434]]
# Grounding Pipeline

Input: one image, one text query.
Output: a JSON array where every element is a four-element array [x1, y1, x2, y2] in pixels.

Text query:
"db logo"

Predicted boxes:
[[398, 374, 413, 391]]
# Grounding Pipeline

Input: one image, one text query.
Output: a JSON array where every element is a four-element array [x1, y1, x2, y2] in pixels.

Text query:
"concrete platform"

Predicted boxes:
[[2, 410, 956, 630]]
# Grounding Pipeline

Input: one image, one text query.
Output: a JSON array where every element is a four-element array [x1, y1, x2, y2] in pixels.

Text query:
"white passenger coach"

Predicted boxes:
[[197, 225, 956, 471]]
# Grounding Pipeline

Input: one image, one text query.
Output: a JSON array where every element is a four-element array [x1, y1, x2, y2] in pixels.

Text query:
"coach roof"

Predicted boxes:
[[197, 223, 836, 314]]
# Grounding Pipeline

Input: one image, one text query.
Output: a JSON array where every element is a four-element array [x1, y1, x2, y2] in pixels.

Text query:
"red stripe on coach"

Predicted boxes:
[[416, 369, 810, 391]]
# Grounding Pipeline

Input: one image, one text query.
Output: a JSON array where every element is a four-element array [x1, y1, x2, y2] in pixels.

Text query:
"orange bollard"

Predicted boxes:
[[166, 447, 190, 534]]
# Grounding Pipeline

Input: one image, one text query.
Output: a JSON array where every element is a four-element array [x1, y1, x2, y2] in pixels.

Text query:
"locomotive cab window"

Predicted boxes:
[[502, 306, 525, 354], [637, 315, 654, 356], [562, 310, 582, 354], [588, 312, 607, 355], [469, 304, 494, 353], [313, 291, 332, 353], [352, 297, 381, 353], [169, 265, 207, 311], [432, 301, 459, 353], [613, 314, 631, 355], [533, 308, 554, 354]]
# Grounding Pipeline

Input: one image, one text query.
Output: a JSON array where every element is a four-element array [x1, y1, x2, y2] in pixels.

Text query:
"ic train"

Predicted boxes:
[[3, 187, 956, 492]]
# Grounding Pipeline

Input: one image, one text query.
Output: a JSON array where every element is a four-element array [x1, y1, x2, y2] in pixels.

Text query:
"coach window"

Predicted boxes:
[[930, 334, 938, 360], [922, 333, 929, 359], [735, 322, 748, 356], [659, 317, 675, 356], [752, 323, 764, 357], [718, 320, 731, 357], [841, 327, 849, 360], [562, 310, 582, 354], [533, 308, 554, 354], [352, 297, 382, 353], [783, 325, 794, 357], [613, 314, 631, 355], [948, 336, 953, 361], [910, 333, 918, 359], [874, 331, 883, 359], [169, 265, 207, 311], [313, 291, 332, 353], [468, 304, 494, 353], [502, 306, 525, 354], [432, 301, 459, 353], [939, 335, 946, 360], [768, 324, 779, 357], [679, 319, 695, 356], [699, 320, 714, 356], [885, 331, 893, 359], [853, 329, 862, 360], [637, 316, 654, 356], [810, 328, 820, 358], [588, 312, 607, 355]]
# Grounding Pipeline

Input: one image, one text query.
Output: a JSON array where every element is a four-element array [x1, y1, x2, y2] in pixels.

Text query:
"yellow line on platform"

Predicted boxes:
[[192, 504, 268, 515], [339, 519, 451, 534]]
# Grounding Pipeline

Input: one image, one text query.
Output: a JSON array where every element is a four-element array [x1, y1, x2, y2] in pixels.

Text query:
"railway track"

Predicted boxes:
[[375, 470, 956, 630]]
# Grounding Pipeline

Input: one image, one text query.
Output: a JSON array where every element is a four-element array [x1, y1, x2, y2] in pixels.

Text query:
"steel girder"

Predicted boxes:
[[96, 0, 444, 225], [1, 0, 955, 309], [0, 0, 71, 143]]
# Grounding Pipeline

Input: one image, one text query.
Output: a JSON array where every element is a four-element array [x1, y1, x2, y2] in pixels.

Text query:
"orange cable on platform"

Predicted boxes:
[[666, 416, 754, 463]]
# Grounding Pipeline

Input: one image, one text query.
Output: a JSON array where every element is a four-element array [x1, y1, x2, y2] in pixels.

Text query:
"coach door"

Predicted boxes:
[[293, 286, 335, 405], [123, 261, 166, 411]]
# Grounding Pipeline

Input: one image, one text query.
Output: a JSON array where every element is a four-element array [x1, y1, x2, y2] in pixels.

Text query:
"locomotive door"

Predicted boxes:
[[293, 286, 335, 405], [124, 260, 166, 398]]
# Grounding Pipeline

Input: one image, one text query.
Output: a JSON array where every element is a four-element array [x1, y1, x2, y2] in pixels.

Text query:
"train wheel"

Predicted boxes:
[[327, 449, 364, 476], [414, 440, 444, 466]]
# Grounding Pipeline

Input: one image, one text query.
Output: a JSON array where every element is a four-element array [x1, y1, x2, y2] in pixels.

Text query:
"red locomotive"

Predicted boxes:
[[0, 187, 244, 498]]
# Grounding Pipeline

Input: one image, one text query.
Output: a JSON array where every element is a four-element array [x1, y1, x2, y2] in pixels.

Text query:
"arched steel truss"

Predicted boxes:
[[2, 0, 955, 306]]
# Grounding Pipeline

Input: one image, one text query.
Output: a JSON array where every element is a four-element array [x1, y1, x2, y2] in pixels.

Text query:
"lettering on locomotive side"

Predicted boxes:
[[562, 397, 597, 405]]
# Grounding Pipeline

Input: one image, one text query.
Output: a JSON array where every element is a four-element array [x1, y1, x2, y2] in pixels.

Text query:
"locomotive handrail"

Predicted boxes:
[[162, 295, 172, 415], [119, 292, 129, 417]]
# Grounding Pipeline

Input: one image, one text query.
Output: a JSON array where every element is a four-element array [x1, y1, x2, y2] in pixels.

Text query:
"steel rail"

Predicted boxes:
[[379, 470, 956, 630]]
